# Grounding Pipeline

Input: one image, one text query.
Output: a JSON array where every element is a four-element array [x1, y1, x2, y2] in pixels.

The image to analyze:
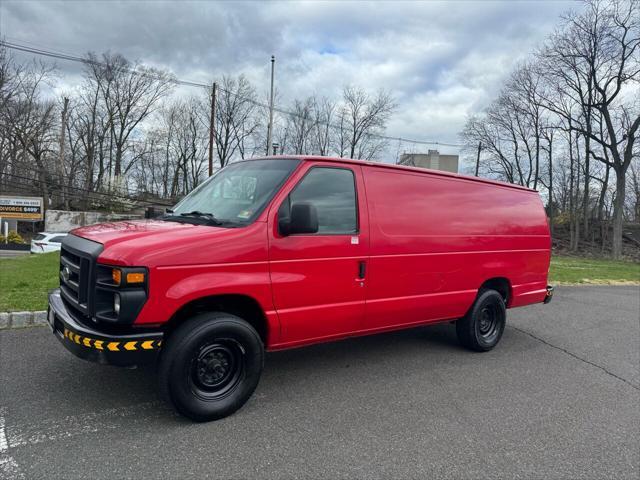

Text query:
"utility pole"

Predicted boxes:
[[474, 142, 482, 177], [266, 55, 275, 155], [208, 81, 217, 176], [58, 97, 69, 209]]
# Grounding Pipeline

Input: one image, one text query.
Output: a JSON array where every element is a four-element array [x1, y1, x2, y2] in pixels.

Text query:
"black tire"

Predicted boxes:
[[456, 289, 506, 352], [158, 312, 264, 422]]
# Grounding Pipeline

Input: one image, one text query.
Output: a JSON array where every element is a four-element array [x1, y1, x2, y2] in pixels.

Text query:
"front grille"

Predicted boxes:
[[59, 235, 103, 322], [60, 248, 90, 311]]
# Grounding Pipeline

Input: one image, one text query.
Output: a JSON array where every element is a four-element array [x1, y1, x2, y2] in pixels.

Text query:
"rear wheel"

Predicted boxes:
[[158, 312, 264, 422], [456, 289, 506, 352]]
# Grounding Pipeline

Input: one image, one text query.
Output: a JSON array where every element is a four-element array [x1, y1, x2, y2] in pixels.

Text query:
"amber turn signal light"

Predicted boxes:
[[126, 272, 145, 284], [112, 268, 122, 285]]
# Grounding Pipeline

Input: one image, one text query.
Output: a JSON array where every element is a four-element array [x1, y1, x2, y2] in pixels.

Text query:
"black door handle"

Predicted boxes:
[[358, 260, 366, 279]]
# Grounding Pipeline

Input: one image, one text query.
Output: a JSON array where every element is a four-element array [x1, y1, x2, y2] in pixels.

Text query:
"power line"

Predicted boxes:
[[8, 165, 195, 201], [0, 39, 464, 149], [6, 167, 165, 196], [3, 172, 175, 208]]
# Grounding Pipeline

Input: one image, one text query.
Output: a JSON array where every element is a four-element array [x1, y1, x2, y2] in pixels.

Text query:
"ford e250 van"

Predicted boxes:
[[48, 156, 553, 421]]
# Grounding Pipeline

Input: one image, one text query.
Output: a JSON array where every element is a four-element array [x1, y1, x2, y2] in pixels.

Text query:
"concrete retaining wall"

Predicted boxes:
[[45, 210, 142, 232]]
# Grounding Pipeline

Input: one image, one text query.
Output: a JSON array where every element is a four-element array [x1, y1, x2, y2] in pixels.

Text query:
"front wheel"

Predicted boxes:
[[456, 289, 506, 352], [158, 312, 264, 422]]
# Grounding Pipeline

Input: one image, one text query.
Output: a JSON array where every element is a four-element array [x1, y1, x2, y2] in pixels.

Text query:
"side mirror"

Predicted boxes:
[[280, 202, 318, 235]]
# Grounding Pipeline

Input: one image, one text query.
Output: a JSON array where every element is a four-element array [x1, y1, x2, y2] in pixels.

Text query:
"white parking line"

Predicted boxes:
[[4, 402, 165, 451], [0, 412, 7, 453], [0, 402, 164, 478], [0, 409, 25, 480]]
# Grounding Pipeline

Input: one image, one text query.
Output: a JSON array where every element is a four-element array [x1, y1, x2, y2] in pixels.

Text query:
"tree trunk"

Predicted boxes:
[[597, 163, 610, 221], [84, 144, 95, 210], [37, 160, 49, 214], [598, 162, 610, 253], [572, 131, 581, 251], [58, 97, 70, 209], [611, 168, 625, 259], [583, 83, 592, 240], [568, 129, 575, 250], [583, 134, 590, 239], [114, 143, 123, 178]]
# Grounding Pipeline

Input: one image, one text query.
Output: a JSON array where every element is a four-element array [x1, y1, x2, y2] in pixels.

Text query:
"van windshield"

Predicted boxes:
[[166, 159, 300, 227]]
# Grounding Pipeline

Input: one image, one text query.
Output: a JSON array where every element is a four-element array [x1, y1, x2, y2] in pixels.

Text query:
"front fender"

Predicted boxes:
[[133, 263, 279, 341]]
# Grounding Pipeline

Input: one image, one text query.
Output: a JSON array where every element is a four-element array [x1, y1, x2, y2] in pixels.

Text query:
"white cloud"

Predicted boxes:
[[1, 0, 581, 155]]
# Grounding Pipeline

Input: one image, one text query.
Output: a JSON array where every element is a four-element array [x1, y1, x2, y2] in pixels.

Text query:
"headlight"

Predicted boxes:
[[96, 265, 148, 324]]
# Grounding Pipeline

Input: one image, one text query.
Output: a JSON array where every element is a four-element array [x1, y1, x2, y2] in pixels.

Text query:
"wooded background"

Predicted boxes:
[[461, 0, 639, 259], [0, 0, 638, 258]]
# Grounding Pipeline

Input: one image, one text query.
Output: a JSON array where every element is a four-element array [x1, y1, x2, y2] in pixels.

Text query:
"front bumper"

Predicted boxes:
[[48, 289, 163, 366]]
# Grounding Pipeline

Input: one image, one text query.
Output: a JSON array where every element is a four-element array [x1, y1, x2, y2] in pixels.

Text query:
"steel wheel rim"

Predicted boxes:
[[189, 339, 244, 400], [477, 305, 499, 340]]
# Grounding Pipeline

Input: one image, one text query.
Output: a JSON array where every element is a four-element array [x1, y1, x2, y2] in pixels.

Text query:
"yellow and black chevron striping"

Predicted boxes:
[[63, 328, 162, 352]]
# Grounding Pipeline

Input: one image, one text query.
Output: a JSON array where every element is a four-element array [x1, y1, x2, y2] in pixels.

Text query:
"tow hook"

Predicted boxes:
[[544, 285, 554, 304]]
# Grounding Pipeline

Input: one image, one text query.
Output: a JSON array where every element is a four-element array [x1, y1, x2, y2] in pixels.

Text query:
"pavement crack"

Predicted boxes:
[[508, 325, 640, 392]]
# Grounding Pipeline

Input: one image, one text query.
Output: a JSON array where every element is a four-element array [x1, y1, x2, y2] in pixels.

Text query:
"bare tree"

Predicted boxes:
[[539, 0, 639, 258], [341, 86, 395, 159], [206, 75, 260, 167], [311, 96, 335, 156], [71, 59, 114, 205], [0, 45, 22, 186], [288, 97, 315, 155], [462, 0, 639, 258], [2, 60, 57, 208], [85, 52, 174, 181]]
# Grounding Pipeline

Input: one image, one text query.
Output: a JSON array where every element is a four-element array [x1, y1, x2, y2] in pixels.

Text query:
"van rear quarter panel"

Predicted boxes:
[[363, 166, 550, 329]]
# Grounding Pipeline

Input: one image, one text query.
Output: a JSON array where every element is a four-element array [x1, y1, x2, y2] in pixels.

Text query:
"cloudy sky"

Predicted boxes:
[[1, 0, 582, 161]]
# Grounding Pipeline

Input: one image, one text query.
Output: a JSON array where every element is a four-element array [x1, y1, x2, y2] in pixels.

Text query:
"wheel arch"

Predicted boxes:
[[478, 277, 512, 306], [163, 294, 270, 345]]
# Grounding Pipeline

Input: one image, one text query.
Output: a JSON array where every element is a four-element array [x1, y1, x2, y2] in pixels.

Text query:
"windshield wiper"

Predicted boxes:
[[181, 211, 223, 224], [170, 210, 223, 225]]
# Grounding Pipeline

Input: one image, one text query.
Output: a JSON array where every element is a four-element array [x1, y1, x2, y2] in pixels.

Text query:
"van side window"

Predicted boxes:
[[279, 167, 358, 234]]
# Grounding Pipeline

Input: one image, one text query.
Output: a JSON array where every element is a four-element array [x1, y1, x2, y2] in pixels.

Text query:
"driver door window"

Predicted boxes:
[[278, 167, 357, 235]]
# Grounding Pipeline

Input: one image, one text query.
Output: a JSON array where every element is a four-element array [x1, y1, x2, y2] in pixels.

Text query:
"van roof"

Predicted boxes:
[[252, 155, 537, 193]]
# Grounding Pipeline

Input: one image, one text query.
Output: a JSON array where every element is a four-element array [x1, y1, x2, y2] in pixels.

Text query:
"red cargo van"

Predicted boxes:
[[48, 156, 553, 421]]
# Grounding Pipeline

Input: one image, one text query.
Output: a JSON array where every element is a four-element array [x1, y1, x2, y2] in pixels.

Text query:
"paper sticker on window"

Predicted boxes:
[[351, 236, 359, 245], [238, 210, 252, 219]]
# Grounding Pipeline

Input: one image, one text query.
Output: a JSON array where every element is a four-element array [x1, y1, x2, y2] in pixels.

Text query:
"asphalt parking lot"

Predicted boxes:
[[1, 286, 638, 479]]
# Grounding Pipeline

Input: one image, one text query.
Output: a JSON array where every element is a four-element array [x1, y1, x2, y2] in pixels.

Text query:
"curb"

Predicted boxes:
[[0, 311, 48, 330]]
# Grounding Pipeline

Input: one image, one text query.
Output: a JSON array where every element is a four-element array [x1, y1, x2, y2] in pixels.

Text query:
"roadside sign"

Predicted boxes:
[[0, 196, 44, 221]]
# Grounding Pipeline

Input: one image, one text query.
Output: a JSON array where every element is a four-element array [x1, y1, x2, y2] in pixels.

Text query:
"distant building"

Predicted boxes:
[[398, 150, 458, 173]]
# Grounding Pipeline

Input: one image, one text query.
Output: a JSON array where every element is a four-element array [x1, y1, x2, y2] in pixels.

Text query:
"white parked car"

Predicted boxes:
[[30, 232, 68, 254]]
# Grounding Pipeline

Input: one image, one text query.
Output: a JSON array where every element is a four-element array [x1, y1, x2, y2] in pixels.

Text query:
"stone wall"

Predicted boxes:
[[45, 210, 142, 232]]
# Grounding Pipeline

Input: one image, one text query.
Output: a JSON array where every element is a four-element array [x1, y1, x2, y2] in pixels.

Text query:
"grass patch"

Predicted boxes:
[[0, 252, 60, 311], [549, 256, 640, 285], [0, 251, 637, 311]]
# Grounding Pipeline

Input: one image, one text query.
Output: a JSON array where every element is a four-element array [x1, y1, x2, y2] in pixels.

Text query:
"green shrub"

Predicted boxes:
[[6, 231, 25, 244]]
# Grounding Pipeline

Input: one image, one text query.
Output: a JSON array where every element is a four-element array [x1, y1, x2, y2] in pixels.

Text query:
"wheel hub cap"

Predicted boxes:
[[190, 339, 244, 399], [194, 344, 237, 389], [198, 350, 231, 385], [478, 307, 496, 336]]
